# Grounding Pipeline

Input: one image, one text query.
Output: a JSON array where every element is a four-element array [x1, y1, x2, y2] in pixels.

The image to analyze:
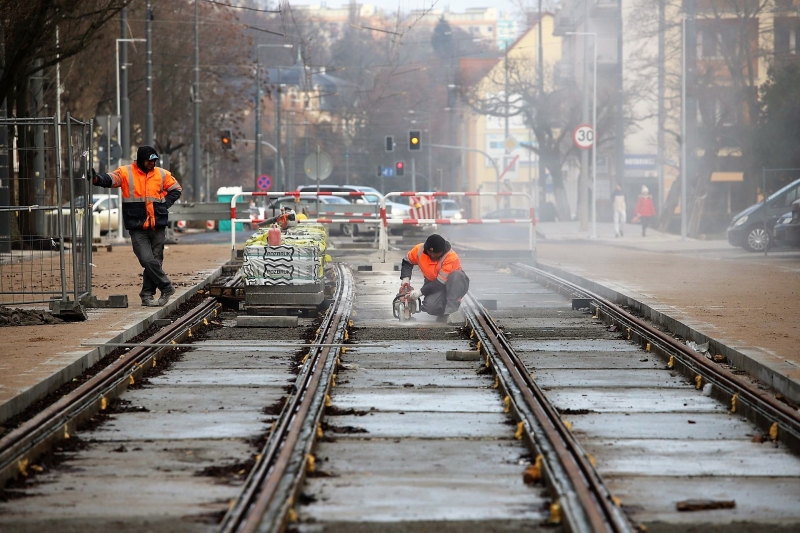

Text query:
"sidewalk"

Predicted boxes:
[[536, 220, 732, 254]]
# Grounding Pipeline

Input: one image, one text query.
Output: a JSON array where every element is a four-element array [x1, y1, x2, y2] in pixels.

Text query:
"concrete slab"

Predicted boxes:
[[607, 475, 800, 526], [326, 411, 516, 439], [543, 388, 727, 413], [534, 368, 692, 389], [110, 385, 285, 414], [331, 389, 504, 413], [236, 315, 299, 327], [93, 410, 270, 440], [0, 439, 249, 526], [510, 339, 640, 352], [585, 439, 800, 477], [147, 368, 294, 387], [566, 412, 756, 440], [335, 368, 490, 389], [302, 440, 543, 522], [521, 352, 665, 370]]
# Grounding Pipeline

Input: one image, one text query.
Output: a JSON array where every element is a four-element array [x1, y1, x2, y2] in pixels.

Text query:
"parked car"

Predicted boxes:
[[267, 194, 356, 235], [58, 194, 120, 234], [349, 185, 412, 225], [773, 199, 800, 248], [440, 199, 464, 219], [727, 178, 800, 252]]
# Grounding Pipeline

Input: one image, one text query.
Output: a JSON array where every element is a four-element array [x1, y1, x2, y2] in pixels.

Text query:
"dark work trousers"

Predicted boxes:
[[641, 216, 653, 236], [422, 270, 470, 316], [130, 228, 172, 299]]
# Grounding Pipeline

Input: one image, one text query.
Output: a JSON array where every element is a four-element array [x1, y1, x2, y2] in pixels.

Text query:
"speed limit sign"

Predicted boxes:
[[573, 124, 594, 150]]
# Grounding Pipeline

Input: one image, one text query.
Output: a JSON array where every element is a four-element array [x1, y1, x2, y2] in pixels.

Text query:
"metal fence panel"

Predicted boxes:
[[0, 115, 93, 307]]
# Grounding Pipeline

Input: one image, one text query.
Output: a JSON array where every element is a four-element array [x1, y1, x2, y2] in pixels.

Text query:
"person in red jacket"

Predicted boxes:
[[634, 185, 657, 236], [399, 234, 469, 323], [92, 146, 182, 306]]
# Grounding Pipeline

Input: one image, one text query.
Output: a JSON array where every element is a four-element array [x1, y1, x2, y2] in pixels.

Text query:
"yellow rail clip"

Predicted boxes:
[[730, 394, 738, 413]]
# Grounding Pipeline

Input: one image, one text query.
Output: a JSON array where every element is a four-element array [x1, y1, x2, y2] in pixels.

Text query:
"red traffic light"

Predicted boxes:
[[395, 161, 405, 176], [396, 162, 404, 170]]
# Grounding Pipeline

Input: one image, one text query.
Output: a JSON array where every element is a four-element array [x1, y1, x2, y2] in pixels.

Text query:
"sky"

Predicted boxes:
[[287, 0, 522, 13]]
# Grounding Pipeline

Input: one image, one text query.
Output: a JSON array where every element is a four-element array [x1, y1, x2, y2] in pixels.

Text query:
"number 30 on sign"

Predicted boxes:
[[573, 125, 594, 150]]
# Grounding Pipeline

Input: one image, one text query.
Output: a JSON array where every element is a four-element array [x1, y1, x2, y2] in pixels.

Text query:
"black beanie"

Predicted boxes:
[[136, 145, 159, 170], [424, 234, 447, 254]]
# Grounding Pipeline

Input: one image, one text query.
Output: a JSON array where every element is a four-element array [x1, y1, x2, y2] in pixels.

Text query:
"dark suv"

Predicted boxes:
[[727, 178, 800, 252]]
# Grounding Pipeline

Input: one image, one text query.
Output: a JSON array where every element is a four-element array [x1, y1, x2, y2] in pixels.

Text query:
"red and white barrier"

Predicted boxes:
[[227, 190, 536, 263], [380, 191, 536, 262]]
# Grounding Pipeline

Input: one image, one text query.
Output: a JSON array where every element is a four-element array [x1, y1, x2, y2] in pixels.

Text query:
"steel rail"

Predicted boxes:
[[0, 297, 220, 486], [510, 262, 800, 452], [461, 293, 634, 533], [219, 264, 354, 533]]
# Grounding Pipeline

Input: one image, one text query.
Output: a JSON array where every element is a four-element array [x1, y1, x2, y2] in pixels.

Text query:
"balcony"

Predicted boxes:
[[596, 37, 618, 64], [554, 10, 576, 36], [590, 0, 619, 16], [554, 61, 575, 86]]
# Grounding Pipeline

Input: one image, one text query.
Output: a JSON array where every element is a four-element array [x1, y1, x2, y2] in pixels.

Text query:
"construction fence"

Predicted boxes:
[[0, 114, 94, 313]]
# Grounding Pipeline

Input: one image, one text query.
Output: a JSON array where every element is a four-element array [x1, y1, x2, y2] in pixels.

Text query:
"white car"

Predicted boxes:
[[60, 194, 120, 234], [440, 199, 464, 219]]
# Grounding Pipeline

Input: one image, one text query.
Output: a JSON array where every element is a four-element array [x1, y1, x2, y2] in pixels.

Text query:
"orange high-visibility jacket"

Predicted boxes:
[[405, 243, 462, 285], [105, 164, 182, 230]]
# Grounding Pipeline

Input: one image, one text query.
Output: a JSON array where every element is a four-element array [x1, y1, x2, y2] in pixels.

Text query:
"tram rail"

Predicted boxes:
[[0, 296, 221, 486], [509, 262, 800, 453]]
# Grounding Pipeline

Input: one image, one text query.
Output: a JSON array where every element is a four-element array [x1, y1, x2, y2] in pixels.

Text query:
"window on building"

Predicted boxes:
[[775, 20, 799, 54]]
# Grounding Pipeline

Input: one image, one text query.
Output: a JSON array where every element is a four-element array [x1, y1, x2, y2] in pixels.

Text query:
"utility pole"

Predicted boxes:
[[255, 56, 261, 191], [579, 0, 590, 230], [120, 8, 130, 164], [276, 68, 283, 191], [145, 0, 154, 146], [615, 0, 625, 208], [503, 45, 509, 194], [192, 0, 201, 202], [537, 0, 545, 197], [657, 0, 665, 213]]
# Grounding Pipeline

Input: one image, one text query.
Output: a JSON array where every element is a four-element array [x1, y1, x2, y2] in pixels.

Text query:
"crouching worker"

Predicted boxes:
[[400, 234, 469, 324]]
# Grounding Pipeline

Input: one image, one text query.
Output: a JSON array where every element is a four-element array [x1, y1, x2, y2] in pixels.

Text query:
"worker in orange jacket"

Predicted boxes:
[[399, 234, 469, 323], [92, 145, 182, 307]]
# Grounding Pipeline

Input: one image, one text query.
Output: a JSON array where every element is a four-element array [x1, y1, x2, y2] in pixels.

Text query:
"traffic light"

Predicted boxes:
[[409, 130, 421, 151], [220, 129, 232, 150], [377, 165, 382, 177], [395, 161, 405, 176], [385, 135, 394, 152]]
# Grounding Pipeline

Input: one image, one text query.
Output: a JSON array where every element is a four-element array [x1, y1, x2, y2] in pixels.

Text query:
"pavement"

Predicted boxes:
[[1, 221, 798, 428]]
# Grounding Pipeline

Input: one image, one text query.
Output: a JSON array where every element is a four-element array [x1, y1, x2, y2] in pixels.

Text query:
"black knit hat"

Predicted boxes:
[[424, 234, 447, 254]]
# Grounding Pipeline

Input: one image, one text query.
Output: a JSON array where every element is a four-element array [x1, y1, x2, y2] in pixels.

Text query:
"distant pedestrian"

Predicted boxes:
[[612, 184, 626, 237], [634, 185, 657, 236]]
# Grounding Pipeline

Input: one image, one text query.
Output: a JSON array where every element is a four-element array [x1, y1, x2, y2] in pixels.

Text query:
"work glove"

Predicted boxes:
[[408, 289, 423, 300], [400, 277, 411, 289]]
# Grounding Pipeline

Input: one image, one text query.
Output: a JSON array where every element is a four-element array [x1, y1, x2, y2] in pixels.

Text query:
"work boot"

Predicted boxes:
[[141, 297, 156, 307], [446, 309, 465, 325], [157, 285, 176, 307]]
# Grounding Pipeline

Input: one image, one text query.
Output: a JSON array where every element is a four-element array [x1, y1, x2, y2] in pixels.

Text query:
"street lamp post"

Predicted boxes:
[[115, 37, 146, 243], [255, 44, 292, 192], [681, 17, 687, 241], [568, 31, 598, 238]]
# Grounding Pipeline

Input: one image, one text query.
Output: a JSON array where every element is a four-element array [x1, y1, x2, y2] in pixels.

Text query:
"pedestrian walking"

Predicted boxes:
[[92, 146, 182, 306], [634, 185, 657, 236], [398, 234, 469, 324], [612, 184, 626, 237]]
